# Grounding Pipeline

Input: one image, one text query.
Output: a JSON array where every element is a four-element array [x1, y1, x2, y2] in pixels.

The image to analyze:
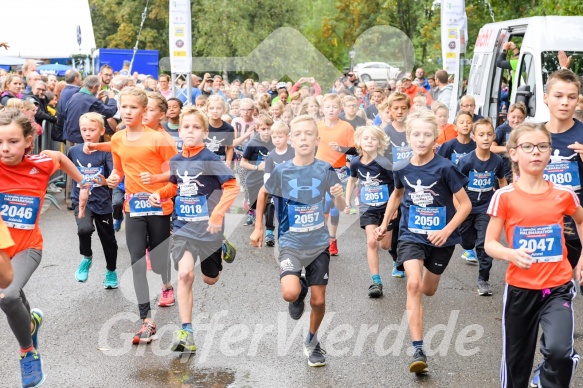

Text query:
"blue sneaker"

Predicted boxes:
[[30, 309, 43, 350], [461, 249, 478, 264], [391, 263, 405, 278], [530, 361, 542, 387], [113, 218, 123, 232], [75, 257, 92, 282], [20, 351, 45, 388], [103, 270, 119, 289]]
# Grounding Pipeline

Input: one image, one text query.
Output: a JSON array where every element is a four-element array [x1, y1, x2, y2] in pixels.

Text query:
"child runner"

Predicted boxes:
[[240, 115, 275, 238], [205, 95, 235, 167], [270, 101, 284, 121], [344, 126, 395, 297], [264, 121, 294, 184], [458, 119, 507, 295], [163, 97, 184, 152], [491, 102, 526, 183], [69, 112, 118, 288], [195, 95, 207, 110], [250, 115, 346, 367], [148, 107, 239, 353], [105, 87, 177, 344], [340, 95, 367, 130], [485, 122, 583, 388], [375, 110, 472, 374], [281, 106, 293, 126], [0, 216, 14, 288], [232, 98, 258, 209], [0, 109, 92, 387], [433, 103, 456, 146], [437, 110, 476, 165], [316, 93, 356, 256]]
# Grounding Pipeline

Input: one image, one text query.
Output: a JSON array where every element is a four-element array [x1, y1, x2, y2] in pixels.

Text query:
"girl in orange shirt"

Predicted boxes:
[[106, 88, 177, 345], [485, 123, 583, 388], [433, 103, 456, 146], [0, 109, 91, 387]]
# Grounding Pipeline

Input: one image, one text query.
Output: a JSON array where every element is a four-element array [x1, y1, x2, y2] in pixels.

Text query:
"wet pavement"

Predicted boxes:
[[1, 194, 583, 387]]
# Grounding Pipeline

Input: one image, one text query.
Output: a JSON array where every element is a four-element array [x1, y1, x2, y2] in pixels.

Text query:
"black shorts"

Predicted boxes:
[[359, 208, 397, 230], [171, 236, 222, 278], [396, 241, 455, 275], [279, 247, 330, 286]]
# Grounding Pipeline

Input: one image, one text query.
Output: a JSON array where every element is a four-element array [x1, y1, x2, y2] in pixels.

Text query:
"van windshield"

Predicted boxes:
[[541, 51, 583, 90]]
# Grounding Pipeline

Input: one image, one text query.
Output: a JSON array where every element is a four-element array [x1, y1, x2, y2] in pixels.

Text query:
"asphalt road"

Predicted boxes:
[[1, 194, 583, 388]]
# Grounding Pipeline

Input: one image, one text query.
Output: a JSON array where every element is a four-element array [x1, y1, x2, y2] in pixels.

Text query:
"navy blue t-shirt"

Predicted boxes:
[[384, 124, 411, 164], [458, 151, 505, 214], [204, 121, 234, 159], [393, 154, 468, 246], [265, 147, 295, 176], [265, 159, 341, 249], [163, 122, 183, 152], [68, 145, 113, 214], [545, 119, 583, 240], [170, 148, 235, 241], [437, 138, 476, 165], [242, 135, 274, 187], [349, 155, 394, 214], [339, 114, 366, 131]]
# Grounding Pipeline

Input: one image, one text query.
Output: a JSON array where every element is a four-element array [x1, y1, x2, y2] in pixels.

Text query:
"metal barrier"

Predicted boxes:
[[37, 120, 66, 209]]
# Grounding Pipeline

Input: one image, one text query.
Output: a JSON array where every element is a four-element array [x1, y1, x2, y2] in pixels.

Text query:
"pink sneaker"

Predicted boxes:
[[158, 287, 175, 307]]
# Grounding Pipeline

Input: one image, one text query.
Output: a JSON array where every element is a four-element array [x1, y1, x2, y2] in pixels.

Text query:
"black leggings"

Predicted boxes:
[[74, 206, 117, 271], [248, 182, 275, 231], [125, 213, 171, 319]]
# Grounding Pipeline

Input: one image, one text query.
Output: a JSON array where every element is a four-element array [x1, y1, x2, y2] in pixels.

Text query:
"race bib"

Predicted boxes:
[[288, 203, 324, 232], [335, 167, 349, 185], [512, 224, 563, 263], [468, 171, 495, 192], [360, 184, 389, 207], [392, 145, 413, 163], [129, 193, 163, 217], [175, 196, 209, 222], [543, 162, 581, 190], [408, 205, 446, 234], [0, 193, 40, 230], [77, 165, 104, 188]]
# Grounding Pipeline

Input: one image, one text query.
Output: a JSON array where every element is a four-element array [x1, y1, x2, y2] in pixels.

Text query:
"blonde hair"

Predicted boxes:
[[290, 114, 318, 134], [460, 95, 476, 105], [22, 100, 36, 111], [79, 112, 105, 128], [472, 118, 494, 134], [507, 122, 551, 179], [146, 91, 168, 114], [179, 106, 209, 131], [413, 95, 427, 105], [432, 102, 448, 114], [388, 92, 410, 108], [405, 110, 439, 138], [378, 100, 390, 112], [4, 98, 24, 110], [221, 114, 232, 124], [354, 125, 389, 155], [322, 93, 341, 105], [546, 69, 581, 94], [508, 102, 526, 116], [342, 95, 358, 105], [206, 95, 227, 111], [257, 114, 274, 127], [271, 121, 290, 135], [239, 97, 254, 109], [119, 87, 148, 107]]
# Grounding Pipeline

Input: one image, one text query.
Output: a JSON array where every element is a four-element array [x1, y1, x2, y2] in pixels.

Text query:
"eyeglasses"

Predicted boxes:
[[460, 104, 475, 108], [37, 88, 46, 92], [514, 142, 551, 153]]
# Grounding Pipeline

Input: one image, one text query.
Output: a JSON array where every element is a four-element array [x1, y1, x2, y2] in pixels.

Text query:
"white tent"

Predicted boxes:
[[0, 0, 96, 59]]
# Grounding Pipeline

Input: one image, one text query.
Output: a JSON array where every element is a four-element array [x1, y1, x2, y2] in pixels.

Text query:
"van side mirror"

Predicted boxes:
[[515, 85, 536, 117]]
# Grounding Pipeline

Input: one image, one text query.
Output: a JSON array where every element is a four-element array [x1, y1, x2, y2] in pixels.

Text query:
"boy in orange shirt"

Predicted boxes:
[[316, 94, 355, 255]]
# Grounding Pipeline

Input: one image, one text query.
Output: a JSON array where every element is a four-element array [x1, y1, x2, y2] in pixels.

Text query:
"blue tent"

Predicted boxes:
[[38, 63, 72, 76]]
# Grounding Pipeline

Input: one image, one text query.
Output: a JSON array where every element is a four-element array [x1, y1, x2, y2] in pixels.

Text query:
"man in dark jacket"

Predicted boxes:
[[24, 81, 56, 125], [55, 69, 82, 140]]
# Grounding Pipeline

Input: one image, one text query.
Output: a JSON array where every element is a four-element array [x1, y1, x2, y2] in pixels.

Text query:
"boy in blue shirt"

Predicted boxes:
[[251, 115, 346, 367]]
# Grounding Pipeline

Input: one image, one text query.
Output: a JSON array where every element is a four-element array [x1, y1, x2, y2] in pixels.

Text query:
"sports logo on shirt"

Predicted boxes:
[[206, 136, 225, 152], [29, 167, 39, 175], [358, 170, 381, 186], [289, 178, 321, 198], [404, 176, 439, 207], [177, 170, 205, 196], [280, 258, 294, 273]]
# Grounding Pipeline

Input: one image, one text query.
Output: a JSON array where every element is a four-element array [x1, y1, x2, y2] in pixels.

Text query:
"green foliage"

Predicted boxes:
[[89, 0, 583, 78]]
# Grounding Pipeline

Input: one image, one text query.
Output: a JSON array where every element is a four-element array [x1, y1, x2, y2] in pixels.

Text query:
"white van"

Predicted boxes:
[[467, 16, 583, 123]]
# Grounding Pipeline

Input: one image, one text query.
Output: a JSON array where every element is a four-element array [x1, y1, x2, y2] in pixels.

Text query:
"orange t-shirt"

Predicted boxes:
[[436, 124, 457, 145], [0, 217, 15, 251], [0, 152, 59, 257], [403, 85, 433, 105], [316, 120, 355, 168], [487, 182, 579, 289], [110, 127, 178, 215]]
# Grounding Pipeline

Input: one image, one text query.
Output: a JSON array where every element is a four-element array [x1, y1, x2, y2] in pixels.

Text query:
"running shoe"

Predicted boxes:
[[329, 239, 339, 256], [20, 351, 44, 388], [158, 287, 175, 307], [243, 213, 255, 226], [222, 236, 237, 263], [75, 257, 92, 282], [132, 322, 157, 344], [104, 270, 119, 289], [304, 341, 327, 367], [530, 361, 543, 387], [171, 329, 197, 353], [391, 263, 405, 278], [349, 207, 357, 215], [461, 249, 478, 264], [30, 309, 43, 350], [265, 231, 275, 247], [289, 277, 308, 320], [409, 348, 429, 374], [113, 218, 123, 232], [368, 283, 383, 298], [477, 279, 493, 296]]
